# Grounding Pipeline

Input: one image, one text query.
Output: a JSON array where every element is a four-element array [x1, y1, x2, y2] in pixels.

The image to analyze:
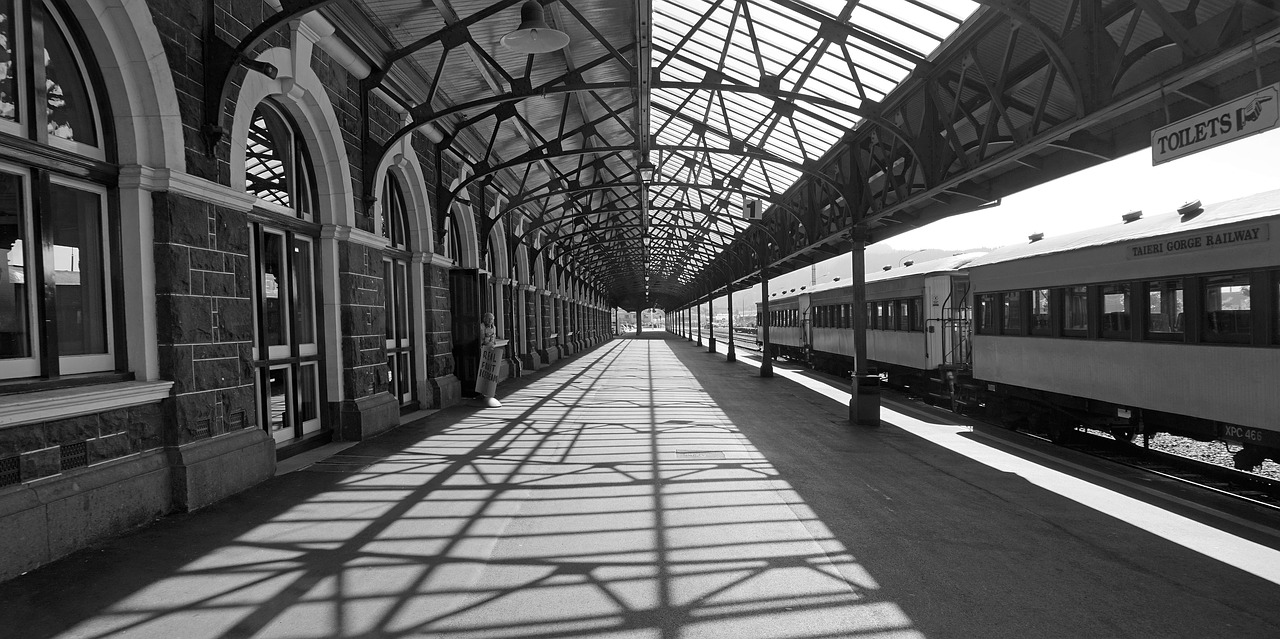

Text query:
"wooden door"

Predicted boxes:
[[450, 268, 480, 394]]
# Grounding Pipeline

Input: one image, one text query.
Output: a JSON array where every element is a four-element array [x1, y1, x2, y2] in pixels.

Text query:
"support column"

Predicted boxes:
[[725, 282, 736, 363], [759, 239, 773, 378], [539, 289, 556, 365], [707, 289, 716, 354], [849, 234, 880, 426], [696, 302, 703, 347]]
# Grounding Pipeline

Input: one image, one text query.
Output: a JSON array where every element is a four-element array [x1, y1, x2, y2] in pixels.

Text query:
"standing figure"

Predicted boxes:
[[480, 312, 497, 347]]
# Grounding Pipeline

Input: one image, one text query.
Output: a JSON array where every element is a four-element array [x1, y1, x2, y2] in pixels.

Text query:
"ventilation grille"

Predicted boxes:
[[0, 456, 18, 487], [60, 442, 87, 471]]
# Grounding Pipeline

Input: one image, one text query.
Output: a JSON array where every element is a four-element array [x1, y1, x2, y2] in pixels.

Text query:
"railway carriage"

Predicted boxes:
[[966, 191, 1280, 467], [758, 253, 981, 400], [754, 189, 1280, 469]]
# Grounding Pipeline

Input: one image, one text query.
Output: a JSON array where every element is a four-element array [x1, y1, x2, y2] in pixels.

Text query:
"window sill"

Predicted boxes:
[[0, 379, 174, 429]]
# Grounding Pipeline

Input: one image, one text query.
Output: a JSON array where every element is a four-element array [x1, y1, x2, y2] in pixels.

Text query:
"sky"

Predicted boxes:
[[882, 126, 1280, 251], [694, 125, 1280, 317]]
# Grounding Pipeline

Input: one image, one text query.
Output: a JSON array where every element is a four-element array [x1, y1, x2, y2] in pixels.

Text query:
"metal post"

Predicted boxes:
[[696, 300, 703, 346], [849, 233, 879, 426], [759, 239, 773, 378], [707, 288, 717, 354], [725, 282, 736, 362]]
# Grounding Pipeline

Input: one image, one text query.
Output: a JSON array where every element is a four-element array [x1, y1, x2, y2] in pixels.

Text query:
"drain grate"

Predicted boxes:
[[61, 442, 88, 471], [0, 456, 18, 486], [673, 450, 726, 459]]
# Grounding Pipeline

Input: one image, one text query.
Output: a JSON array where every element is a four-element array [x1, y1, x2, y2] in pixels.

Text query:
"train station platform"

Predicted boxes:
[[3, 333, 1280, 638]]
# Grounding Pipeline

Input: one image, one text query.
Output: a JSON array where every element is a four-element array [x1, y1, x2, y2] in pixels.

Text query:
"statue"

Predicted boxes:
[[480, 312, 497, 347]]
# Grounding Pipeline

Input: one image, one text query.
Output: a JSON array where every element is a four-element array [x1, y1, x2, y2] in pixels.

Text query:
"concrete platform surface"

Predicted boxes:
[[3, 333, 1280, 638]]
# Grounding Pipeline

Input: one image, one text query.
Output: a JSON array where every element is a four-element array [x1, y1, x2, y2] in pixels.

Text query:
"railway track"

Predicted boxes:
[[1061, 430, 1280, 508]]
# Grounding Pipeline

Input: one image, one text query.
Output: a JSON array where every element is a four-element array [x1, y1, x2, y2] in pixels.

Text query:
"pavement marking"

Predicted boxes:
[[726, 352, 1280, 585]]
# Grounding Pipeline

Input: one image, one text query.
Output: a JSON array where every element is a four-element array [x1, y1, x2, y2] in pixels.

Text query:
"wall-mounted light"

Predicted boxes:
[[240, 56, 278, 80], [501, 0, 570, 54]]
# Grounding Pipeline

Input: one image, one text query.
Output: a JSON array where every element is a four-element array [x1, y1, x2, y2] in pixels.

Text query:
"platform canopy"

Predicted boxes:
[[217, 1, 1280, 311]]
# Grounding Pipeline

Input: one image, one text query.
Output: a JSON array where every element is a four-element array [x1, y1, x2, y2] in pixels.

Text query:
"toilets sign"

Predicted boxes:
[[1151, 83, 1280, 165]]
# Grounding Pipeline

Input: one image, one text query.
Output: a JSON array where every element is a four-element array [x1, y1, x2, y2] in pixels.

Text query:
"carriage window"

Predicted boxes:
[[1001, 291, 1022, 335], [977, 294, 997, 335], [1203, 274, 1251, 343], [1030, 289, 1050, 336], [1100, 283, 1131, 339], [1062, 286, 1088, 336], [1146, 280, 1183, 340], [911, 298, 923, 331], [842, 304, 850, 329], [896, 300, 910, 331]]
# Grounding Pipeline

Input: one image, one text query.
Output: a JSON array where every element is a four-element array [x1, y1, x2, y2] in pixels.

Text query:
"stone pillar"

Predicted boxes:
[[519, 285, 540, 371], [422, 253, 461, 408], [333, 238, 398, 440], [153, 192, 272, 510], [539, 289, 557, 365]]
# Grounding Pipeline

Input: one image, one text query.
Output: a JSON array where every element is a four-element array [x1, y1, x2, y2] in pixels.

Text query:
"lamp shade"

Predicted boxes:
[[501, 0, 570, 54], [637, 160, 655, 182]]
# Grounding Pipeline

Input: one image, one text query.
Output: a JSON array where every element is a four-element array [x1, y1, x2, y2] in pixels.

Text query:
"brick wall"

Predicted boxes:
[[153, 191, 257, 445], [337, 241, 387, 401]]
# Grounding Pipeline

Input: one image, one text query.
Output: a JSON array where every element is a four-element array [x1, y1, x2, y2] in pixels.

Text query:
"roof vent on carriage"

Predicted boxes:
[[1028, 233, 1044, 242], [882, 265, 892, 271], [903, 260, 914, 267], [1121, 210, 1142, 223], [1178, 200, 1203, 219]]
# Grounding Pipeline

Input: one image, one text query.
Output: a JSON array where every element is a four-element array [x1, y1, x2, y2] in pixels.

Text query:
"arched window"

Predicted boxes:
[[0, 0, 114, 381], [245, 100, 317, 219], [245, 99, 322, 447], [380, 173, 408, 248], [381, 175, 414, 408]]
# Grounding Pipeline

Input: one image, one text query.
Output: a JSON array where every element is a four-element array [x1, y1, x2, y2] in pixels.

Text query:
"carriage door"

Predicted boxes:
[[450, 268, 481, 394]]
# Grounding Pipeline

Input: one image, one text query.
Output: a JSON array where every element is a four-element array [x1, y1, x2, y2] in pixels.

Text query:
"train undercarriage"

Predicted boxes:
[[761, 341, 1279, 472]]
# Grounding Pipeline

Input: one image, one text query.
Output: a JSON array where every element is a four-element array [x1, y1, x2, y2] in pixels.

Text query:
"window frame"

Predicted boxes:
[[1098, 282, 1132, 340], [1029, 288, 1051, 336], [1201, 272, 1253, 344], [1143, 278, 1185, 342], [976, 293, 998, 335], [1060, 285, 1089, 338], [0, 0, 119, 385]]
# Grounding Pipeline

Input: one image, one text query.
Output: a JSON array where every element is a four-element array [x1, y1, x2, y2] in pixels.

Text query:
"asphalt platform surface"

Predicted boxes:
[[3, 333, 1280, 638]]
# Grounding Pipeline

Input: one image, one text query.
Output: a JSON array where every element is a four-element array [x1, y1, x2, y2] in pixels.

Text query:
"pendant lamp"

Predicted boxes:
[[501, 0, 570, 54]]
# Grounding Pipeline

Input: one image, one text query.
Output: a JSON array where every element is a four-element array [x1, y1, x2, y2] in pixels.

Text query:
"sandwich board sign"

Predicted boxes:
[[1151, 83, 1280, 165]]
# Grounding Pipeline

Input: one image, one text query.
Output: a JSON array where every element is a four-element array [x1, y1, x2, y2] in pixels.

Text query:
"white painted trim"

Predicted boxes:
[[428, 252, 456, 268], [118, 166, 257, 211], [0, 381, 172, 428], [320, 224, 392, 251]]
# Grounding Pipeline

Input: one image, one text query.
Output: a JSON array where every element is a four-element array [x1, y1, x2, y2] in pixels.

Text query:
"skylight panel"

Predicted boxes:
[[862, 0, 964, 37], [849, 6, 938, 56]]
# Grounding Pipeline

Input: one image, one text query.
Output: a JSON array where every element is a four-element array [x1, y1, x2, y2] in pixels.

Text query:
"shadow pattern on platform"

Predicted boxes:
[[17, 337, 914, 639]]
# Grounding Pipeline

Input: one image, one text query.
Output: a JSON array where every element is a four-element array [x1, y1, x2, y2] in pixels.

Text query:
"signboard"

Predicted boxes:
[[475, 339, 508, 397], [742, 199, 763, 220], [1151, 83, 1280, 165], [1125, 223, 1269, 259]]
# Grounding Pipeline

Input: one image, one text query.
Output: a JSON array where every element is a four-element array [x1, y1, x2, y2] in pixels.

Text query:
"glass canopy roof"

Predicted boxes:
[[644, 0, 977, 283], [341, 0, 979, 308]]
